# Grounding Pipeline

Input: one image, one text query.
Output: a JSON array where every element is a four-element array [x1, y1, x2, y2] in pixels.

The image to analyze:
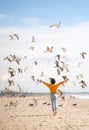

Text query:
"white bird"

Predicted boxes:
[[79, 80, 87, 88], [9, 35, 14, 40], [80, 52, 87, 59], [8, 79, 15, 86], [8, 67, 15, 77], [44, 46, 53, 53], [77, 61, 82, 67], [57, 89, 64, 96], [55, 60, 59, 67], [14, 34, 19, 40], [30, 76, 35, 81], [55, 54, 60, 61], [4, 56, 12, 62], [65, 64, 69, 72], [40, 71, 44, 77], [49, 22, 61, 29], [56, 68, 60, 75], [76, 73, 84, 80], [15, 58, 21, 64], [17, 84, 22, 93], [70, 81, 76, 86], [31, 36, 35, 43], [28, 46, 35, 50], [17, 68, 23, 73], [60, 47, 67, 52], [62, 75, 68, 80], [33, 61, 38, 65]]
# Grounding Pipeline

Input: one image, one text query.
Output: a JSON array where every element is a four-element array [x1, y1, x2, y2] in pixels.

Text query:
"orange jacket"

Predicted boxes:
[[41, 80, 66, 93]]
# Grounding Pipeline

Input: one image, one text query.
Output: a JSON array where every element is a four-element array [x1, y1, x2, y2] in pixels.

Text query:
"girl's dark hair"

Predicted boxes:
[[49, 78, 56, 84]]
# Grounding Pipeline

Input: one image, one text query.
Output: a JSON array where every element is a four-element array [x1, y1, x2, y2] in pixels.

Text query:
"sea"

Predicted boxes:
[[0, 91, 89, 99], [65, 92, 89, 99]]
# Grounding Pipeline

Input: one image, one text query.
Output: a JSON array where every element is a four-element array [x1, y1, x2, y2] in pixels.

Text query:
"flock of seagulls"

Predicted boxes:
[[4, 54, 21, 64], [2, 21, 88, 94]]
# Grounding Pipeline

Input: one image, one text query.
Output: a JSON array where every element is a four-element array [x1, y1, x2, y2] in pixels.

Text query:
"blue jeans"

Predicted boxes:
[[50, 93, 58, 112]]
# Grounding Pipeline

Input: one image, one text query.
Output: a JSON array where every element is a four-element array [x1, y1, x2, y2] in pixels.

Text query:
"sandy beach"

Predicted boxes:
[[0, 95, 89, 130]]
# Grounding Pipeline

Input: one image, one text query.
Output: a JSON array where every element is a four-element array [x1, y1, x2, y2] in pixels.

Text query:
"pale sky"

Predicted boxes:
[[0, 0, 89, 93]]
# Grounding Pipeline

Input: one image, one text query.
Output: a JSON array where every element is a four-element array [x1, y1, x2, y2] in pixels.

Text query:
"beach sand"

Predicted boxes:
[[0, 95, 89, 130]]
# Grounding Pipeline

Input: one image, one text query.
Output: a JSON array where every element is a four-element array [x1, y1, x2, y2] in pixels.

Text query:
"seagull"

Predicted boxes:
[[76, 73, 84, 80], [57, 68, 60, 75], [55, 54, 60, 61], [79, 73, 84, 78], [8, 67, 15, 77], [65, 64, 69, 72], [40, 71, 44, 77], [17, 68, 23, 73], [77, 61, 82, 67], [72, 103, 77, 106], [57, 89, 64, 96], [80, 52, 87, 59], [5, 87, 11, 92], [30, 76, 35, 81], [8, 79, 15, 86], [59, 66, 64, 72], [61, 61, 66, 68], [23, 67, 29, 72], [44, 46, 53, 53], [33, 61, 38, 65], [15, 58, 21, 64], [17, 84, 22, 93], [33, 98, 38, 105], [31, 36, 35, 43], [60, 47, 67, 52], [70, 81, 76, 86], [61, 56, 67, 60], [9, 35, 14, 40], [49, 21, 61, 28], [14, 34, 19, 40], [76, 75, 80, 80], [9, 54, 16, 61], [79, 80, 87, 88], [4, 56, 12, 62], [23, 56, 27, 59], [28, 46, 35, 50], [55, 60, 59, 67], [62, 75, 68, 80], [43, 102, 47, 105]]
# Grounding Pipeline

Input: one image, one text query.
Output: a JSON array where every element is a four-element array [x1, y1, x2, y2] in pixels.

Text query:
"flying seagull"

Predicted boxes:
[[14, 34, 19, 40], [44, 46, 53, 53], [49, 22, 61, 29], [80, 52, 87, 59], [9, 35, 14, 40], [4, 56, 12, 62], [79, 80, 87, 88], [60, 47, 67, 52], [31, 36, 35, 43], [8, 67, 15, 77]]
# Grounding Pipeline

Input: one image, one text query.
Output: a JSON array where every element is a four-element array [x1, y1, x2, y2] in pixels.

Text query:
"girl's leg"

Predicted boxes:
[[54, 94, 58, 115], [50, 94, 55, 114], [50, 93, 58, 115]]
